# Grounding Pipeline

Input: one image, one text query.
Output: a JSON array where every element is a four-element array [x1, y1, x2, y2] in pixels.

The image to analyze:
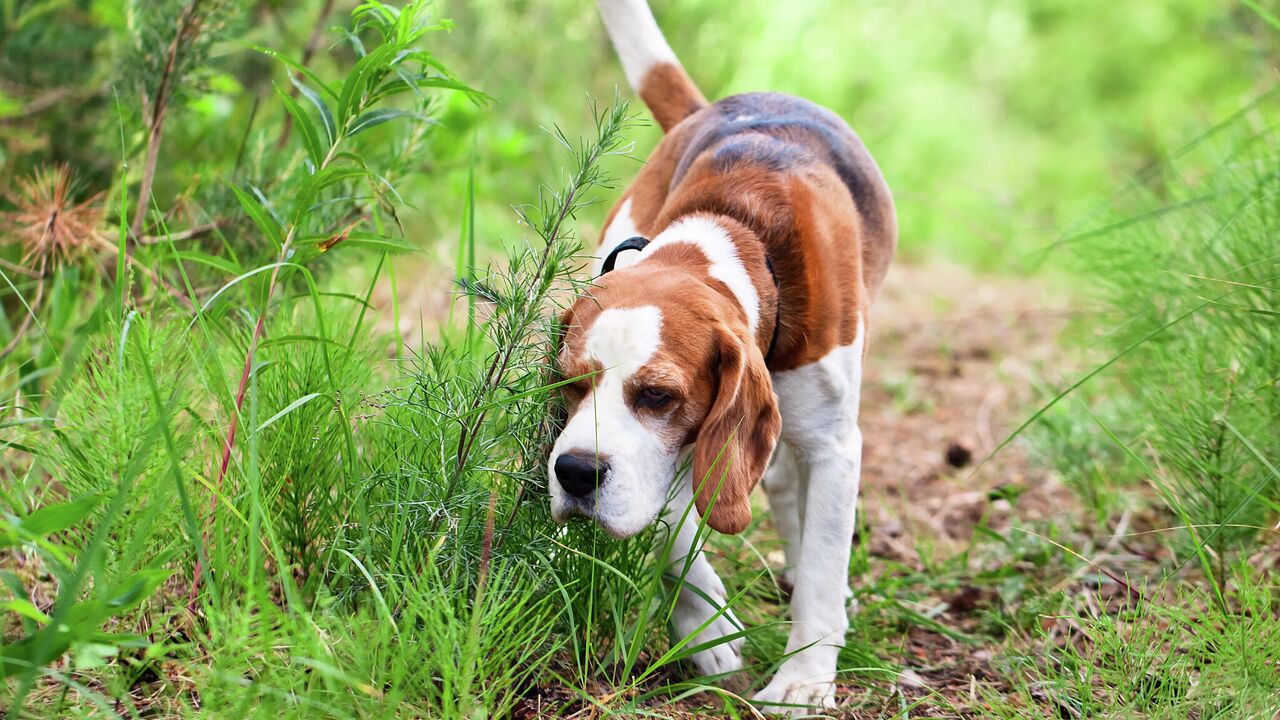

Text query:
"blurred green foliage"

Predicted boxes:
[[424, 0, 1276, 267], [4, 0, 1275, 270]]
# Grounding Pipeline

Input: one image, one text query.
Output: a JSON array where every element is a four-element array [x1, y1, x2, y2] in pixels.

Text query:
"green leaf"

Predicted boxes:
[[296, 232, 418, 254], [2, 439, 44, 457], [347, 108, 433, 137], [17, 495, 102, 537], [370, 73, 487, 104], [259, 335, 348, 352], [256, 392, 324, 432], [0, 599, 51, 625], [193, 262, 291, 323], [249, 44, 339, 101], [1241, 0, 1280, 31], [228, 184, 284, 248], [250, 185, 285, 227], [1, 571, 26, 599], [290, 172, 326, 228], [1, 573, 36, 634], [290, 74, 337, 147], [309, 164, 369, 192], [72, 642, 118, 669], [339, 233, 420, 253], [352, 1, 397, 33], [167, 250, 243, 276], [1, 633, 69, 678], [0, 416, 53, 430], [276, 84, 325, 168], [105, 568, 172, 609], [1204, 298, 1280, 318], [338, 44, 398, 123]]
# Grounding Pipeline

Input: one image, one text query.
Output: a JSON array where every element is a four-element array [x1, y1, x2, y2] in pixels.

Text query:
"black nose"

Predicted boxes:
[[555, 453, 608, 498]]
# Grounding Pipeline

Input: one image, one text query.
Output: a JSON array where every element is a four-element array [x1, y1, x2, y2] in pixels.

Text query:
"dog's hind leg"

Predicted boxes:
[[661, 480, 745, 678]]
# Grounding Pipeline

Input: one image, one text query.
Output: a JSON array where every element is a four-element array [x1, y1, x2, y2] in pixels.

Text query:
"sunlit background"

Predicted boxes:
[[423, 0, 1273, 267]]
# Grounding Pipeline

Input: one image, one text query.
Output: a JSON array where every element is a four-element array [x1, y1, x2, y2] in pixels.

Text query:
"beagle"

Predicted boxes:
[[547, 0, 896, 713]]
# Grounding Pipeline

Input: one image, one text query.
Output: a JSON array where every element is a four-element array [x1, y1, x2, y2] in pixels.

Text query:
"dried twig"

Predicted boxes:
[[0, 257, 41, 278], [137, 220, 225, 245], [130, 0, 207, 241]]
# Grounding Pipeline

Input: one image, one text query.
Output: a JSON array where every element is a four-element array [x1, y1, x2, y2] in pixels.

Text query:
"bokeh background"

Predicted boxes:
[[423, 0, 1275, 267], [5, 0, 1275, 270]]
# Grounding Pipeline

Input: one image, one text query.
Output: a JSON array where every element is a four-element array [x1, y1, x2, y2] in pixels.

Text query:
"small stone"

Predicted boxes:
[[945, 442, 973, 468]]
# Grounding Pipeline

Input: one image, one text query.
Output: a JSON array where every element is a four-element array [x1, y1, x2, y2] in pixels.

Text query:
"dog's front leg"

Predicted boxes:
[[753, 429, 860, 714], [662, 481, 745, 678]]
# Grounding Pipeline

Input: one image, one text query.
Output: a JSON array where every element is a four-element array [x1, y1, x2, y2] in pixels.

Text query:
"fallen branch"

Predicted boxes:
[[137, 220, 225, 245]]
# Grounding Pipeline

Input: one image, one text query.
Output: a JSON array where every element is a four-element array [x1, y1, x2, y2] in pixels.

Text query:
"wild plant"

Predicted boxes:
[[1012, 96, 1280, 594]]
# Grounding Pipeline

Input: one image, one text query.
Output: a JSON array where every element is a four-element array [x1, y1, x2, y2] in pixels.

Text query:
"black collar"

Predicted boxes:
[[598, 235, 782, 363], [599, 236, 650, 274]]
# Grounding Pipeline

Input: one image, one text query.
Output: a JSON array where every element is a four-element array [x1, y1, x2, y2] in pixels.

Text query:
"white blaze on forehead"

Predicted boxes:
[[638, 216, 760, 334], [557, 306, 664, 455], [592, 197, 643, 275], [586, 305, 662, 372]]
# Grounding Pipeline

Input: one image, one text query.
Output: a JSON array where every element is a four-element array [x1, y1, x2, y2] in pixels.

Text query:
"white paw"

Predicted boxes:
[[688, 627, 744, 677], [753, 661, 838, 717], [674, 601, 744, 678]]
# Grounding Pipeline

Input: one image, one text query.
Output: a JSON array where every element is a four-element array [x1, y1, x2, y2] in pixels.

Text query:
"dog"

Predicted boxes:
[[547, 0, 896, 713]]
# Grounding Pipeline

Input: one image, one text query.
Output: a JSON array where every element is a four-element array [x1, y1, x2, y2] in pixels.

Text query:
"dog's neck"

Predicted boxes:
[[637, 212, 781, 362]]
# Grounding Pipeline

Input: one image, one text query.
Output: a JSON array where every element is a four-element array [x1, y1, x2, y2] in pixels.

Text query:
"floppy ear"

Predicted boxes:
[[691, 324, 781, 534]]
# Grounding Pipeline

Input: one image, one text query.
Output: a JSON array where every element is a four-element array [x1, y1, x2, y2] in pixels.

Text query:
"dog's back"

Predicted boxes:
[[659, 92, 896, 306]]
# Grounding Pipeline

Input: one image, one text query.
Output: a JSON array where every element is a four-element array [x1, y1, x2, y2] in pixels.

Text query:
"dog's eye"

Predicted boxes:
[[636, 387, 673, 409]]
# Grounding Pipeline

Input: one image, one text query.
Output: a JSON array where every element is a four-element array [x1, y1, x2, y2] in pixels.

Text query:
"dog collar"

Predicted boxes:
[[599, 236, 650, 275], [598, 234, 782, 363]]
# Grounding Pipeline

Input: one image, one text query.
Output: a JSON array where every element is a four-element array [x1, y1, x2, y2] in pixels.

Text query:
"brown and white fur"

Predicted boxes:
[[547, 0, 896, 713]]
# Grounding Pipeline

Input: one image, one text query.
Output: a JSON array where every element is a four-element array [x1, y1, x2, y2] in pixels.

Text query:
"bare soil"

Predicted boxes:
[[859, 259, 1075, 564]]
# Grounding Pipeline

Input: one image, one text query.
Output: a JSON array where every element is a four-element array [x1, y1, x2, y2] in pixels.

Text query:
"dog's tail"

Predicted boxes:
[[597, 0, 708, 133]]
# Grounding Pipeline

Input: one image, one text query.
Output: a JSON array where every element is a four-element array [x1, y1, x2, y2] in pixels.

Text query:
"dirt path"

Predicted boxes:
[[832, 259, 1078, 717], [860, 260, 1074, 564]]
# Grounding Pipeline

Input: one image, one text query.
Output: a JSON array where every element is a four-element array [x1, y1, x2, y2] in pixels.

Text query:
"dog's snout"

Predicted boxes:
[[555, 453, 608, 498]]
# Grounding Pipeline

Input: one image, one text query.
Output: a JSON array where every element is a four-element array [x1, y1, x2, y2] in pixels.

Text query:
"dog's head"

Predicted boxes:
[[548, 257, 780, 538]]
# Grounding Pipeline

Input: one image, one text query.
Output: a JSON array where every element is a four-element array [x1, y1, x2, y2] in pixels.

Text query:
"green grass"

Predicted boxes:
[[1004, 91, 1280, 719], [2, 6, 762, 713], [988, 562, 1280, 719]]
